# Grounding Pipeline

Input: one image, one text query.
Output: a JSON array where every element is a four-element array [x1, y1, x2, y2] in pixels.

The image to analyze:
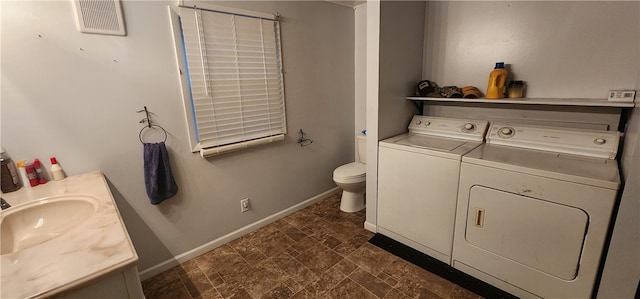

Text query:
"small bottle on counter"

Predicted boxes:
[[25, 162, 39, 187], [50, 157, 66, 180], [16, 160, 30, 188], [33, 159, 47, 185]]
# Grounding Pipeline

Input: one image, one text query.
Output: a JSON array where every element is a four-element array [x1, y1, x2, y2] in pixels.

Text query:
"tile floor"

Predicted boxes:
[[141, 193, 482, 299]]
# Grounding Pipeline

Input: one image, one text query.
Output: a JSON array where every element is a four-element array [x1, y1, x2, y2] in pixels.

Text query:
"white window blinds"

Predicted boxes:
[[178, 6, 286, 155]]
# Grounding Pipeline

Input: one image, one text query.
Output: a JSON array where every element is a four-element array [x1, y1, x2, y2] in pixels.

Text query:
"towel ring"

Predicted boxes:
[[139, 125, 168, 144]]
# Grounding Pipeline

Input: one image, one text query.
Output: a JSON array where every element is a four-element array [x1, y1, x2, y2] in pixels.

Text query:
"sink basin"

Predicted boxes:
[[1, 195, 99, 255]]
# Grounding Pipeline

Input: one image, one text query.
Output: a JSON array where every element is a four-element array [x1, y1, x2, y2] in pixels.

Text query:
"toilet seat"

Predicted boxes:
[[333, 162, 366, 181]]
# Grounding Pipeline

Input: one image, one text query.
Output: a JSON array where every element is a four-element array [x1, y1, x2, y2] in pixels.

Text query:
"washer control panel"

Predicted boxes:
[[408, 115, 489, 141], [487, 122, 621, 159]]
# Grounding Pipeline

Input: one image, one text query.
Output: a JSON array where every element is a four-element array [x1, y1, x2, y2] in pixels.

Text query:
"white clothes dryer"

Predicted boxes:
[[452, 123, 621, 298], [378, 115, 489, 264]]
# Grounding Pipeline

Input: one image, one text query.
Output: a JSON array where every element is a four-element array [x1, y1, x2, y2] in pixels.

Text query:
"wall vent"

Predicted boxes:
[[72, 0, 126, 36]]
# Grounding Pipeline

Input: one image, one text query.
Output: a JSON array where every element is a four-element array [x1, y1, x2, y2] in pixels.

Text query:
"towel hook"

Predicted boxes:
[[297, 129, 313, 147], [137, 106, 168, 144], [137, 106, 152, 128]]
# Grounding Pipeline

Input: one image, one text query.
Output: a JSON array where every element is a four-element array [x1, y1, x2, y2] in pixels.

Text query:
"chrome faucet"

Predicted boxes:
[[1, 197, 10, 210]]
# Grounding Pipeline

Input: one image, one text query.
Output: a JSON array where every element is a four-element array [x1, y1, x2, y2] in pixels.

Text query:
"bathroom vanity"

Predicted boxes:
[[0, 172, 143, 298]]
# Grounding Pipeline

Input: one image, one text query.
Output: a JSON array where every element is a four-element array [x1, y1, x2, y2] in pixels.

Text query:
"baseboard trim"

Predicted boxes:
[[364, 221, 377, 233], [139, 187, 340, 281]]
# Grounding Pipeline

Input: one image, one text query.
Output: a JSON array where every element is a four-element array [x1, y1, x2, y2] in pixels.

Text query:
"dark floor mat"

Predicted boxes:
[[369, 233, 518, 299]]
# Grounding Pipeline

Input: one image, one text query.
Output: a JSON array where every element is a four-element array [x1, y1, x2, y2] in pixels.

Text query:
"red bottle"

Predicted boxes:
[[25, 163, 39, 187], [33, 159, 47, 184]]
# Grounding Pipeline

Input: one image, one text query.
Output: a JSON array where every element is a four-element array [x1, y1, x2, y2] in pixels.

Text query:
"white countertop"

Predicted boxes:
[[0, 172, 138, 298]]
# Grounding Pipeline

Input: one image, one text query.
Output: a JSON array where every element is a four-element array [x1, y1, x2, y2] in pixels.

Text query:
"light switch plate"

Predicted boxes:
[[240, 198, 250, 212], [607, 90, 636, 102]]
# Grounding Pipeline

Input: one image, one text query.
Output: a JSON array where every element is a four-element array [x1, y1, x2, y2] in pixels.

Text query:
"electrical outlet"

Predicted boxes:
[[240, 198, 250, 213]]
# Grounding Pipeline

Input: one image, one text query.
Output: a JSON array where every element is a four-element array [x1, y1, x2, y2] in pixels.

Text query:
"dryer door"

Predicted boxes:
[[453, 162, 617, 298], [466, 186, 588, 280]]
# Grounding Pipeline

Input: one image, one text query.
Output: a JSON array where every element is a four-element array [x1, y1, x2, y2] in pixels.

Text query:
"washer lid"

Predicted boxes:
[[379, 133, 484, 159], [486, 122, 620, 159], [395, 134, 470, 152], [334, 162, 366, 179]]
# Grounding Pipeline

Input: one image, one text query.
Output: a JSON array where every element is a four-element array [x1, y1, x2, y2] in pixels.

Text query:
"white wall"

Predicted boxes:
[[1, 0, 355, 274], [364, 0, 380, 232], [418, 1, 640, 296], [364, 1, 425, 231], [597, 52, 640, 297], [378, 1, 425, 140], [598, 106, 640, 298], [423, 1, 639, 99], [354, 4, 366, 140]]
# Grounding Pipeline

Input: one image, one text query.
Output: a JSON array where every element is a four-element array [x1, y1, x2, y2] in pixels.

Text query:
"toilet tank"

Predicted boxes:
[[356, 135, 367, 164]]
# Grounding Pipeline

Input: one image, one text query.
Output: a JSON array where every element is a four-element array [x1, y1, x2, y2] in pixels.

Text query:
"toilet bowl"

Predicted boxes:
[[333, 135, 366, 212]]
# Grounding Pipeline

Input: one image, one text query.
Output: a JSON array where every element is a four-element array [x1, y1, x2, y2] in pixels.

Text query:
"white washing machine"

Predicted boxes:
[[378, 115, 489, 264], [452, 122, 621, 298]]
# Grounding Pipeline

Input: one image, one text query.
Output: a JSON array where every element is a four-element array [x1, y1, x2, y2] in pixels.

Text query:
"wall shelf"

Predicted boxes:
[[407, 97, 636, 108]]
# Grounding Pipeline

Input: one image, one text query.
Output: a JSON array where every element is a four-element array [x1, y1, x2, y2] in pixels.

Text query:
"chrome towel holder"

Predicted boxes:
[[137, 106, 167, 144]]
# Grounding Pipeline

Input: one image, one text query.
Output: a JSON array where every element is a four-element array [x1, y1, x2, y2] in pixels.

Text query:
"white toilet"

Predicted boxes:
[[333, 135, 366, 212]]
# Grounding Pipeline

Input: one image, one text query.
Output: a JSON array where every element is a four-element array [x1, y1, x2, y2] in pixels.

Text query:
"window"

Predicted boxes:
[[171, 3, 286, 157]]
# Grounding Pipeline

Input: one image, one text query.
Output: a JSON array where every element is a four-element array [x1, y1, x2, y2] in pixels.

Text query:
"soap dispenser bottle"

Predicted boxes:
[[50, 157, 66, 180], [486, 62, 508, 99]]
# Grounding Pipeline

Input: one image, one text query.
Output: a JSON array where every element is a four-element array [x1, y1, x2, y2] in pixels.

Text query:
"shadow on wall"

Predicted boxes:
[[105, 178, 173, 271]]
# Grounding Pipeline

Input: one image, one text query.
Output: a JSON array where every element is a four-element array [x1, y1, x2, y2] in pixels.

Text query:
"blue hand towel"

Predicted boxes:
[[143, 142, 178, 205]]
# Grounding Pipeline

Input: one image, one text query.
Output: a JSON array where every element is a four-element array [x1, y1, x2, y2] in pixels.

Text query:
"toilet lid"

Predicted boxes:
[[334, 162, 366, 179]]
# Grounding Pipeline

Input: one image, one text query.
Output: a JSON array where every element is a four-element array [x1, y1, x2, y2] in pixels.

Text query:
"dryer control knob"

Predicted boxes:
[[464, 123, 475, 131], [594, 138, 606, 145], [415, 120, 422, 125], [424, 121, 431, 127], [499, 127, 514, 137]]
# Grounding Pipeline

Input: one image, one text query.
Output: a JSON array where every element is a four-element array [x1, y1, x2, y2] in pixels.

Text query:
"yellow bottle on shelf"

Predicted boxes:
[[486, 62, 507, 99]]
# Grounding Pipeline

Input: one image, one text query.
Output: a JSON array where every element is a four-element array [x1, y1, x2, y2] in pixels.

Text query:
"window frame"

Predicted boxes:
[[168, 2, 286, 155]]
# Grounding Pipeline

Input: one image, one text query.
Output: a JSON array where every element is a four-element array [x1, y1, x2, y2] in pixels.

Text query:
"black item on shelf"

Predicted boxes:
[[417, 80, 442, 97]]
